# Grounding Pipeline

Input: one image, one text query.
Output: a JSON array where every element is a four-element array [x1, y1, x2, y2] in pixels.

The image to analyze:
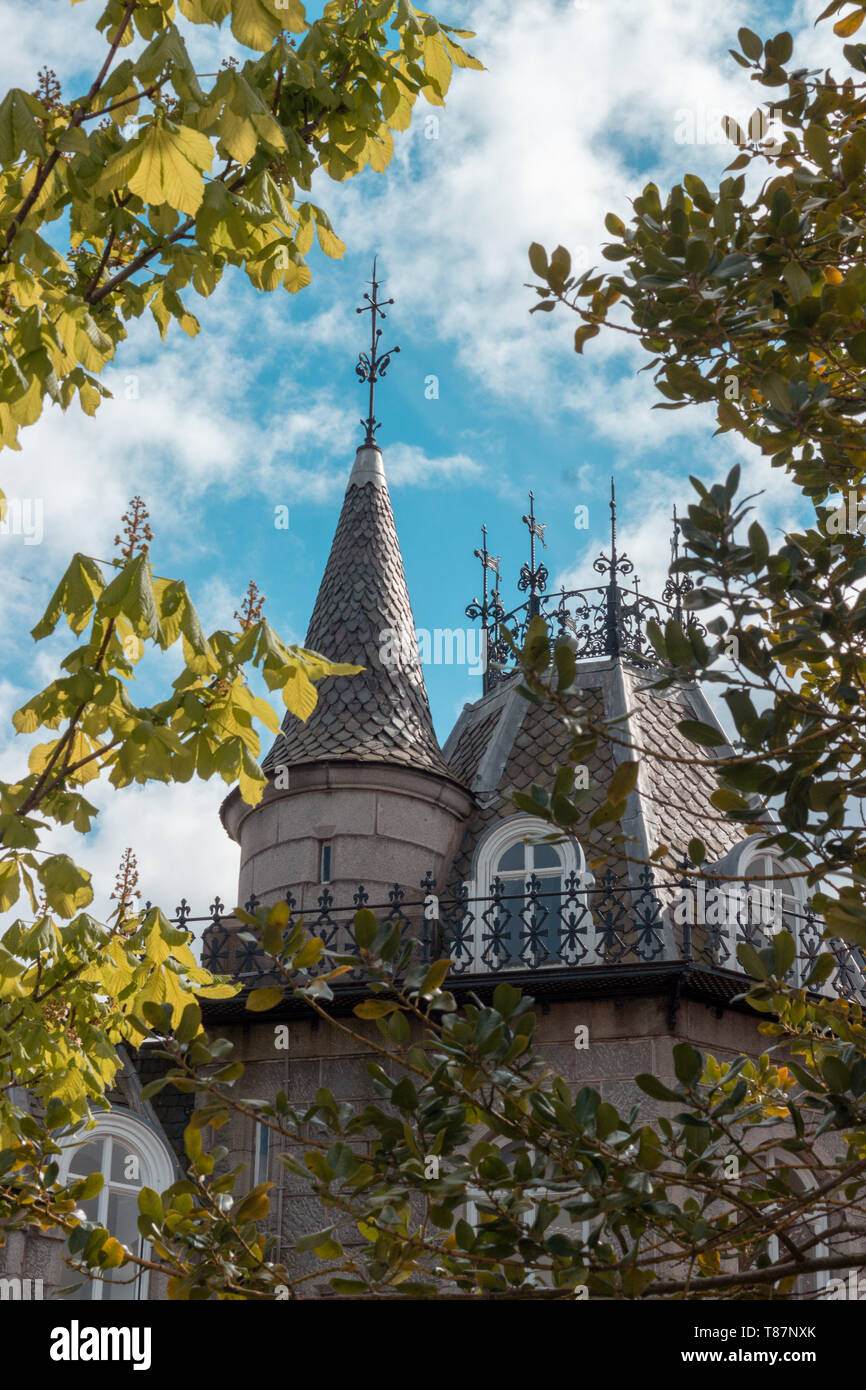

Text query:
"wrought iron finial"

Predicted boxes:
[[518, 491, 549, 613], [663, 502, 695, 625], [463, 480, 708, 693], [593, 476, 633, 587], [610, 476, 617, 565], [355, 256, 400, 446], [465, 525, 502, 616]]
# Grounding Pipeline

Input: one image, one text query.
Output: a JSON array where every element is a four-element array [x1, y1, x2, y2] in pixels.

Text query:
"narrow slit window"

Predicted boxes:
[[320, 842, 332, 884], [254, 1120, 270, 1187]]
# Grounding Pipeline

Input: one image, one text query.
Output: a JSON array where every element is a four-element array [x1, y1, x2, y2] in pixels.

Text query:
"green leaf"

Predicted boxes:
[[772, 930, 796, 978], [138, 1187, 163, 1222], [783, 262, 812, 303], [737, 27, 763, 59], [677, 718, 726, 748], [737, 942, 769, 980], [804, 953, 836, 988], [297, 1224, 336, 1253], [232, 0, 305, 48], [748, 520, 769, 569], [98, 123, 214, 217], [607, 760, 638, 801], [353, 999, 398, 1019], [528, 242, 548, 277], [292, 935, 323, 969], [418, 959, 451, 997], [246, 987, 284, 1012], [822, 1056, 851, 1091], [392, 1077, 418, 1109], [635, 1074, 680, 1102], [0, 860, 20, 913], [38, 855, 92, 918], [0, 89, 47, 163], [673, 1042, 702, 1085], [353, 909, 377, 950]]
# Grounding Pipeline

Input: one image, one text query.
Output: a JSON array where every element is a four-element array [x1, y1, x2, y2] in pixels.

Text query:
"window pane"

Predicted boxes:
[[67, 1140, 104, 1177], [255, 1121, 270, 1186], [497, 843, 524, 873], [533, 844, 561, 870], [110, 1139, 142, 1186], [486, 876, 564, 969], [103, 1190, 141, 1301], [527, 875, 562, 963]]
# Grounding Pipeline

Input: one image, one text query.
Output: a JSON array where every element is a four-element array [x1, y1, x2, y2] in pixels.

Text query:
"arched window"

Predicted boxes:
[[726, 838, 813, 985], [58, 1111, 175, 1301], [468, 817, 591, 970]]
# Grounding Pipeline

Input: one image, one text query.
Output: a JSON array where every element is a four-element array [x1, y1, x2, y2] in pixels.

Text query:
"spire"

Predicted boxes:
[[354, 257, 400, 447], [263, 268, 453, 781], [263, 449, 454, 776]]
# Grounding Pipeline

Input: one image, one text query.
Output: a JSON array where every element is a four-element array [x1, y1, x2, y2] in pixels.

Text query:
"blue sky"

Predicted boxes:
[[0, 0, 836, 923]]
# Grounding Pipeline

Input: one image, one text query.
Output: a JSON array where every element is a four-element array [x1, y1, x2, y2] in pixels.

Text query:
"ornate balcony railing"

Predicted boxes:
[[163, 871, 866, 1006]]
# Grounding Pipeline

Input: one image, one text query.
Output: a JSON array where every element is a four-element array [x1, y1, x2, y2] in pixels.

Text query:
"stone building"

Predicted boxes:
[[5, 279, 861, 1302], [188, 426, 852, 1298]]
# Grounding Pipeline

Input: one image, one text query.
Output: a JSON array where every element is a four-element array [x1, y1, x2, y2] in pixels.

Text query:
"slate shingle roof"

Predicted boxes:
[[444, 665, 744, 893], [447, 707, 501, 786], [447, 684, 619, 888], [632, 686, 743, 864], [262, 445, 455, 781]]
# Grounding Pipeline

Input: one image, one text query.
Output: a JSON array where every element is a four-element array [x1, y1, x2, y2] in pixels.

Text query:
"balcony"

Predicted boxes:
[[165, 871, 866, 1008]]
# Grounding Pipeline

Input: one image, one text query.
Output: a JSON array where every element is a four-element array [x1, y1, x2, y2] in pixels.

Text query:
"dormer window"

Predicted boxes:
[[467, 816, 591, 972]]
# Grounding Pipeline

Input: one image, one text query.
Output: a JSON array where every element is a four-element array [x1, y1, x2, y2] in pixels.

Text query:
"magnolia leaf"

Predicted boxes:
[[246, 986, 285, 1012]]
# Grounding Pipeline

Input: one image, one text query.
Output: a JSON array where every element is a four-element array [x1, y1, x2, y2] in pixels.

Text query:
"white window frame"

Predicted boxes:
[[734, 838, 809, 982], [58, 1109, 175, 1301], [465, 816, 592, 972]]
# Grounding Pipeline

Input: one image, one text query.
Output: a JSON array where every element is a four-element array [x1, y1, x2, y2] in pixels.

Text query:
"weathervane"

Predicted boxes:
[[355, 256, 400, 446], [465, 524, 504, 627]]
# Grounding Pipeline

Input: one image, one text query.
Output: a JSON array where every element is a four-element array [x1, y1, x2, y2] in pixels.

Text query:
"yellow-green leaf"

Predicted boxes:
[[246, 986, 284, 1012]]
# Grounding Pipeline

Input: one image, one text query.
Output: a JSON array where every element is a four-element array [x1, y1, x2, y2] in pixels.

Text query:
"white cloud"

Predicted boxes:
[[385, 442, 483, 487], [322, 0, 810, 420]]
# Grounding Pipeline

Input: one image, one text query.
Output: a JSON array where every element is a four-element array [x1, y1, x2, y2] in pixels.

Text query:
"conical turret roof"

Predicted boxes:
[[262, 443, 455, 780]]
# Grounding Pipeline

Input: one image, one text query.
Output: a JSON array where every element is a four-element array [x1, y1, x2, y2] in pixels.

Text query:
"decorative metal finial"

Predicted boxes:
[[463, 478, 707, 694], [518, 491, 549, 614], [609, 476, 618, 566], [593, 476, 634, 585], [466, 524, 503, 623], [663, 502, 695, 625], [466, 525, 505, 692], [590, 476, 635, 657], [355, 256, 400, 446]]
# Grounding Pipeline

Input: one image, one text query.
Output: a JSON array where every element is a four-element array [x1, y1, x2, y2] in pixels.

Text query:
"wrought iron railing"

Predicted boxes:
[[464, 486, 706, 693], [165, 872, 866, 1005]]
